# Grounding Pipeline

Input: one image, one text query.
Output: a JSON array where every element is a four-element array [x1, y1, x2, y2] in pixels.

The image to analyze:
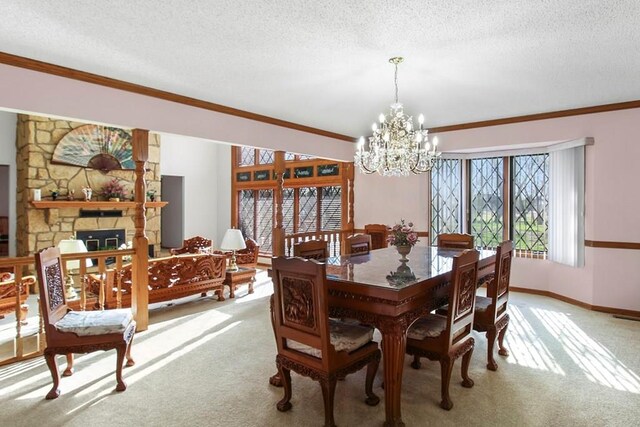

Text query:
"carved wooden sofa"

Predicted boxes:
[[0, 272, 36, 320], [86, 253, 227, 309]]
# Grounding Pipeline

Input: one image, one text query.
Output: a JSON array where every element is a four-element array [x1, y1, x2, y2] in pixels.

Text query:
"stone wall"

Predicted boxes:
[[16, 115, 162, 256]]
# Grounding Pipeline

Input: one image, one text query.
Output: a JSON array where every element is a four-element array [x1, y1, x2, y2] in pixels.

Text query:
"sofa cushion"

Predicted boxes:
[[55, 309, 134, 336], [287, 318, 374, 358]]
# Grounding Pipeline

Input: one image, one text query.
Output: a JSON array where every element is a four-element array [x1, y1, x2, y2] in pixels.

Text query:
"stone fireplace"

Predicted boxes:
[[15, 115, 163, 257]]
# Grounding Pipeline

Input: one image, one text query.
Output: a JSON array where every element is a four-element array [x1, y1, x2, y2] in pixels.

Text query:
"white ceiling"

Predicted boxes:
[[1, 1, 639, 138]]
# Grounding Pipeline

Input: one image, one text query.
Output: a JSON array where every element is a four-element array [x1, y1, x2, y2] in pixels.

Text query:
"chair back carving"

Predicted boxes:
[[486, 240, 514, 321], [344, 234, 372, 256], [170, 236, 212, 255], [445, 249, 479, 347], [272, 257, 331, 367], [293, 239, 328, 260], [34, 247, 69, 336], [437, 233, 475, 250], [364, 224, 389, 250]]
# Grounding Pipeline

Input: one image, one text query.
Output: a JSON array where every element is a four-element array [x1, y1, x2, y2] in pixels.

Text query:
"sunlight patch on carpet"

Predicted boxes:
[[532, 307, 640, 393], [504, 305, 565, 374]]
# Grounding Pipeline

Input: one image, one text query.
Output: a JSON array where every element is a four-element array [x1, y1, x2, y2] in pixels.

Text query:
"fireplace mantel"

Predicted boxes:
[[31, 201, 168, 209]]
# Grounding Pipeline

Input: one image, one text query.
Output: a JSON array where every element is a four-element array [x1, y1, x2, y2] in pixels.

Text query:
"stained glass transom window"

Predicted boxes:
[[239, 147, 255, 166], [259, 149, 274, 165]]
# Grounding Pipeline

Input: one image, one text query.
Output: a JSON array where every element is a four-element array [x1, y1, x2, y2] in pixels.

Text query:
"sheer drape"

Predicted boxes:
[[549, 146, 585, 267]]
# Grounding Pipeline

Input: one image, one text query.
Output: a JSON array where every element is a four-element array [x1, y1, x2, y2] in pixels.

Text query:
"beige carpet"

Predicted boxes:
[[0, 270, 638, 427]]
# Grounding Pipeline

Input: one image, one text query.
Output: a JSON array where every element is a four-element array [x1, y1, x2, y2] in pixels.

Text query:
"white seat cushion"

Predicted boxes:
[[55, 309, 134, 336], [287, 318, 375, 358], [408, 314, 447, 340]]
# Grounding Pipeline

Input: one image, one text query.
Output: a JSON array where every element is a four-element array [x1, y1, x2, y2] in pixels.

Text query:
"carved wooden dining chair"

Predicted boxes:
[[473, 240, 514, 370], [405, 249, 479, 410], [344, 234, 372, 256], [272, 256, 381, 427], [437, 233, 475, 250], [170, 235, 212, 255], [35, 247, 136, 399], [293, 239, 328, 260], [364, 224, 389, 250]]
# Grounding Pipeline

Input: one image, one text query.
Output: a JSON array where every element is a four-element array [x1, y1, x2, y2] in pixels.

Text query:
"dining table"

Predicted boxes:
[[322, 245, 496, 426]]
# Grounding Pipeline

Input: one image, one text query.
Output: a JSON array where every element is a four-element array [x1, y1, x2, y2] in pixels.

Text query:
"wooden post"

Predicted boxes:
[[131, 129, 149, 331], [272, 151, 286, 256]]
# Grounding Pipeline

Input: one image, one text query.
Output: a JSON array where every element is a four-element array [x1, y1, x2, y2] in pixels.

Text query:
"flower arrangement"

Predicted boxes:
[[100, 178, 128, 201], [387, 219, 419, 247]]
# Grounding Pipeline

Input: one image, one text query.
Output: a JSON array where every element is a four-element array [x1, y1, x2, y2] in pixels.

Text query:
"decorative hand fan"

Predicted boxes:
[[52, 125, 134, 171]]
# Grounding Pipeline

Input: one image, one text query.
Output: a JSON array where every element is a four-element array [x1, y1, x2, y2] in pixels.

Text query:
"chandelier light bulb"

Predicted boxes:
[[418, 114, 424, 125], [372, 123, 377, 132], [433, 136, 439, 147], [379, 113, 385, 123]]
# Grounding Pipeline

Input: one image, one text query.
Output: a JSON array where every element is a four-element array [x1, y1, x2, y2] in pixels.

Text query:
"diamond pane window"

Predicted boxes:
[[256, 189, 274, 252], [283, 188, 295, 234], [298, 187, 318, 233], [285, 152, 296, 161], [258, 149, 274, 165], [239, 147, 255, 166], [238, 190, 255, 240], [320, 186, 341, 230], [470, 158, 504, 249], [430, 159, 462, 244], [512, 154, 549, 253], [298, 154, 315, 161]]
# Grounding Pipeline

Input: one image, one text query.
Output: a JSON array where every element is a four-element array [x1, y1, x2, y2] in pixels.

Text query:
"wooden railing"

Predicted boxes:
[[0, 248, 135, 367], [284, 229, 353, 257]]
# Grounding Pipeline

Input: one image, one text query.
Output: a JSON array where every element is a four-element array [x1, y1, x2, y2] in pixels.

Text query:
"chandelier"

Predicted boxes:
[[355, 57, 441, 176]]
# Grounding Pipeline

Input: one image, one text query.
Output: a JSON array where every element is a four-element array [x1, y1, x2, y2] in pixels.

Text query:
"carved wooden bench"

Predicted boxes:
[[86, 253, 227, 309]]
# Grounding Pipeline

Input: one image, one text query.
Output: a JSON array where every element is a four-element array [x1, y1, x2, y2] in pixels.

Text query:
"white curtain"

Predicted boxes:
[[548, 146, 585, 267]]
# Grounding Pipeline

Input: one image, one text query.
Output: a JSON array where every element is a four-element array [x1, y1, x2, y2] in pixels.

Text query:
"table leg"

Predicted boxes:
[[380, 322, 407, 427], [229, 283, 235, 299], [248, 276, 255, 294]]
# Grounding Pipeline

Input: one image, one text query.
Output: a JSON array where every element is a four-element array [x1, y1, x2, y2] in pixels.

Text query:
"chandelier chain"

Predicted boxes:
[[394, 61, 399, 104]]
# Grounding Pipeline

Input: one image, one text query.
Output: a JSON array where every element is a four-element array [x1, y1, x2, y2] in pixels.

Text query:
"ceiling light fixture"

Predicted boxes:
[[355, 57, 441, 176]]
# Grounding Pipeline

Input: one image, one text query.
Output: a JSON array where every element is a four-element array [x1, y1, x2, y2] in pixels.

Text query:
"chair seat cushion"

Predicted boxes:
[[474, 295, 492, 313], [407, 314, 447, 340], [287, 318, 375, 358], [55, 309, 134, 336]]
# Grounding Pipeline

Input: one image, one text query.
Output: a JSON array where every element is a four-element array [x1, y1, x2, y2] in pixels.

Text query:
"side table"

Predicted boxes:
[[224, 267, 256, 298]]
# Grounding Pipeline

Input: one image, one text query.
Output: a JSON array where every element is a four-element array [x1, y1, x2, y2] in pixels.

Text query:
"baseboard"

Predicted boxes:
[[511, 286, 640, 318]]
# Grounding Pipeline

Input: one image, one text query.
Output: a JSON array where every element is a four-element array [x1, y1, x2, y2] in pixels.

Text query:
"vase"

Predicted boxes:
[[396, 244, 412, 261]]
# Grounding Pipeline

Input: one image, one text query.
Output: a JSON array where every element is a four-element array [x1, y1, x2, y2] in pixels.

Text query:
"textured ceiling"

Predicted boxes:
[[1, 1, 639, 138]]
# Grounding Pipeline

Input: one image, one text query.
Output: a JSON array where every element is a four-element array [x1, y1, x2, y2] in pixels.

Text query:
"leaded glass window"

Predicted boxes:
[[320, 186, 341, 230], [259, 149, 274, 165], [239, 147, 255, 166], [470, 158, 504, 249], [298, 154, 315, 161], [285, 152, 296, 161], [298, 187, 318, 233], [430, 159, 462, 244], [238, 190, 255, 239], [256, 189, 274, 252], [512, 154, 549, 253], [282, 188, 295, 234]]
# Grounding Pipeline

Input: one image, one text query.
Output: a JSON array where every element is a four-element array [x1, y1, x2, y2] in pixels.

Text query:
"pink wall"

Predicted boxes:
[[356, 108, 640, 311], [0, 63, 354, 161]]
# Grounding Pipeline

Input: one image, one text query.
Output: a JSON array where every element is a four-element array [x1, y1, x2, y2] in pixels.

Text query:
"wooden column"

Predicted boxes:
[[272, 151, 286, 256], [131, 129, 149, 331]]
